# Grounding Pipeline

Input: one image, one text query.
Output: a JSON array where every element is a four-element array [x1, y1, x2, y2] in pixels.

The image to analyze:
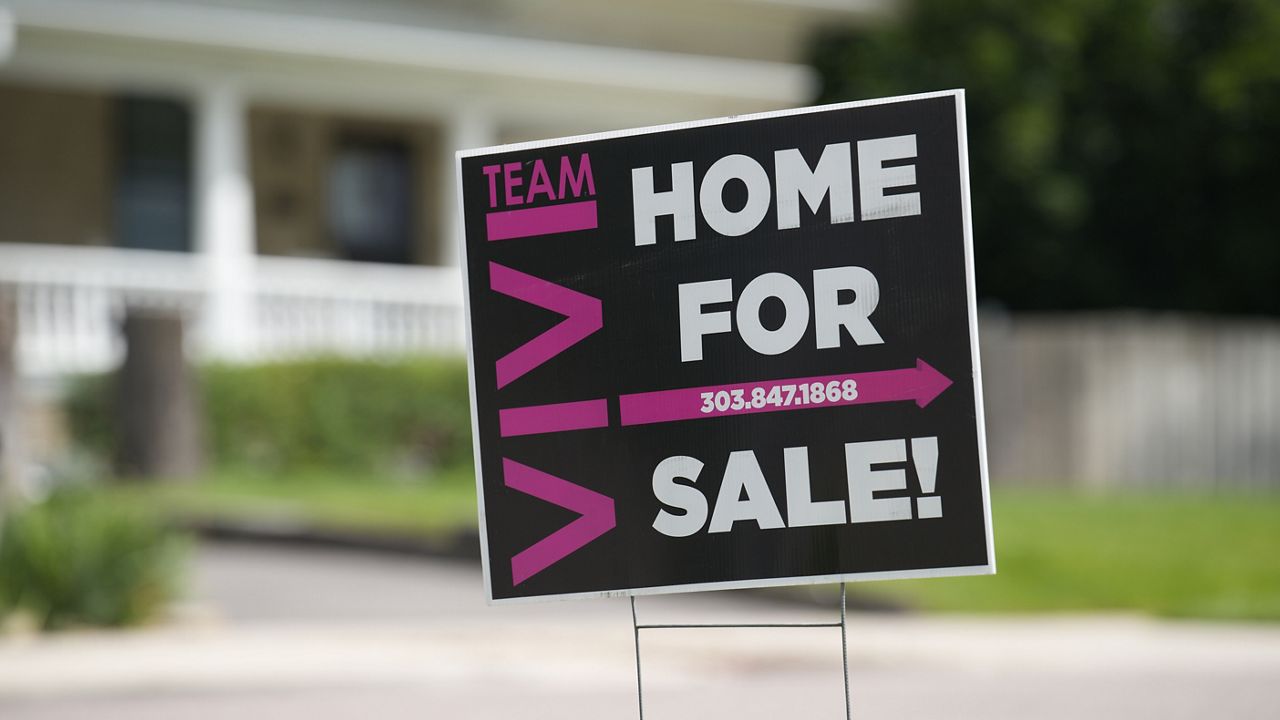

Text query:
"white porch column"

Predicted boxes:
[[195, 83, 255, 359], [0, 8, 14, 65], [440, 105, 496, 268]]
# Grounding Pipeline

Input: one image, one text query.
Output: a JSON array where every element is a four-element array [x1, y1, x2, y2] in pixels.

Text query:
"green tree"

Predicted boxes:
[[813, 0, 1280, 313]]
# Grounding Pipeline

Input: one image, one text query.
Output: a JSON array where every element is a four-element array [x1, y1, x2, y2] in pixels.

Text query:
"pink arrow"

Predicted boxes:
[[618, 358, 954, 427], [489, 262, 602, 389], [503, 458, 616, 585], [853, 358, 954, 408]]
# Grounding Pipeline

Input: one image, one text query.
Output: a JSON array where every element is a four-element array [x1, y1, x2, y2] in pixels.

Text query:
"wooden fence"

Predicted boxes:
[[980, 311, 1280, 490]]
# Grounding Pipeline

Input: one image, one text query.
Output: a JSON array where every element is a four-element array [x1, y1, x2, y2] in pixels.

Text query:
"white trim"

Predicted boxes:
[[455, 155, 496, 604], [954, 90, 999, 574], [9, 0, 816, 104], [456, 89, 994, 605], [489, 564, 995, 606], [0, 243, 465, 377]]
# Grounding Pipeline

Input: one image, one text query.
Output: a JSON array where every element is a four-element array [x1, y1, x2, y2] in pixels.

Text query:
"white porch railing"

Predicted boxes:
[[0, 243, 465, 377]]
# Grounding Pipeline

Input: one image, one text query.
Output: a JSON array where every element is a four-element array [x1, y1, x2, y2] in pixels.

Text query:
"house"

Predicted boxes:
[[0, 0, 884, 378]]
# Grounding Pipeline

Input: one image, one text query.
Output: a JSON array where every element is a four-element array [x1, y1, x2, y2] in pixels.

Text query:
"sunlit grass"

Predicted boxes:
[[855, 491, 1280, 621]]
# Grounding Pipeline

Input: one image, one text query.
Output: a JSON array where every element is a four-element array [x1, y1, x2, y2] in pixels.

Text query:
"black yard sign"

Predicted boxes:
[[457, 90, 994, 603]]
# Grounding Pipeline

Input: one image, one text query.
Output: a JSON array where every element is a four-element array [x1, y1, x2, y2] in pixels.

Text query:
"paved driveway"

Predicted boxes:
[[1, 541, 1277, 719]]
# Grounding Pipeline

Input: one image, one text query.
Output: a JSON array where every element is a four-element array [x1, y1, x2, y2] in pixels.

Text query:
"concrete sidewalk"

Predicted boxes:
[[1, 543, 1277, 719]]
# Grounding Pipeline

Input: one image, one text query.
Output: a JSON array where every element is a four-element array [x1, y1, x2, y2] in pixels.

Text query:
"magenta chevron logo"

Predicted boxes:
[[503, 459, 616, 585], [488, 262, 603, 389]]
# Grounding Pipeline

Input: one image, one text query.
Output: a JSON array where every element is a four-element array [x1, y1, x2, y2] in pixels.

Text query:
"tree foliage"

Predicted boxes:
[[813, 0, 1280, 313]]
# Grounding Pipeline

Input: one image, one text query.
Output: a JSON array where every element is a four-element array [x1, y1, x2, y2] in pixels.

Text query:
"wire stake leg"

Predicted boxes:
[[632, 595, 644, 720], [630, 585, 851, 719], [840, 583, 851, 720]]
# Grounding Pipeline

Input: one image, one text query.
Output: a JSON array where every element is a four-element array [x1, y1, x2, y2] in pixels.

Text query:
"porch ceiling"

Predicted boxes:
[[2, 0, 819, 113]]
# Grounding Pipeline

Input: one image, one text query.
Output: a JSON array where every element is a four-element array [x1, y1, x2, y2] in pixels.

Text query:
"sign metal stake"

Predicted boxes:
[[631, 594, 645, 720], [630, 583, 852, 719]]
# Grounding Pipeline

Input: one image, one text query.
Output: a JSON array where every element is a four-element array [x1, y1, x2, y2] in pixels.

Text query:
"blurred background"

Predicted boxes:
[[0, 0, 1277, 718]]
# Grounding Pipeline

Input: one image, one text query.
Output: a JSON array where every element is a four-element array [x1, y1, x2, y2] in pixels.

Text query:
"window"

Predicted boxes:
[[327, 135, 414, 264], [113, 96, 192, 252]]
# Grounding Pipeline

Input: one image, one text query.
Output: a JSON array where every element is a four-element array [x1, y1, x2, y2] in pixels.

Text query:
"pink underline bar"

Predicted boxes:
[[498, 398, 609, 437], [486, 200, 598, 241]]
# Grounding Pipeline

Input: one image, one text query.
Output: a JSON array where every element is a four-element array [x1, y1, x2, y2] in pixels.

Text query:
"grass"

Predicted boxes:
[[110, 476, 1280, 621], [108, 468, 479, 539], [854, 491, 1280, 621]]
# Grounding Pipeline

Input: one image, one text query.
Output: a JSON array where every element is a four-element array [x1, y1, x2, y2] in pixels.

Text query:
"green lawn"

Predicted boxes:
[[854, 492, 1280, 621], [112, 476, 1280, 621], [110, 468, 478, 539]]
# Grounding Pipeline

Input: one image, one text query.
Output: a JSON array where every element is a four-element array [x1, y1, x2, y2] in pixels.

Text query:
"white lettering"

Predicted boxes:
[[708, 450, 785, 533], [736, 272, 810, 356], [845, 439, 912, 523], [858, 135, 921, 221], [652, 456, 709, 538], [699, 154, 773, 237], [632, 162, 696, 246], [813, 266, 884, 349], [775, 143, 855, 229], [678, 279, 734, 362], [784, 446, 846, 527]]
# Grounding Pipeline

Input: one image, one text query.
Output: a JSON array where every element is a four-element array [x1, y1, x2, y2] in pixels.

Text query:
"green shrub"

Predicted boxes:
[[64, 373, 113, 465], [67, 356, 474, 478], [0, 490, 185, 630], [203, 357, 472, 474]]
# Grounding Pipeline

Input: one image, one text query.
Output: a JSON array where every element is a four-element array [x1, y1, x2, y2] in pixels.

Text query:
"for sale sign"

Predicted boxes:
[[457, 90, 994, 603]]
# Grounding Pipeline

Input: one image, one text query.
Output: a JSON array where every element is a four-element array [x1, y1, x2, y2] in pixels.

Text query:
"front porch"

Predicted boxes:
[[0, 0, 824, 379], [0, 242, 463, 377], [0, 80, 471, 377]]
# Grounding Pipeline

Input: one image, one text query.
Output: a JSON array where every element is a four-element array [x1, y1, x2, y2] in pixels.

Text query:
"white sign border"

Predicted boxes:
[[455, 89, 995, 605]]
